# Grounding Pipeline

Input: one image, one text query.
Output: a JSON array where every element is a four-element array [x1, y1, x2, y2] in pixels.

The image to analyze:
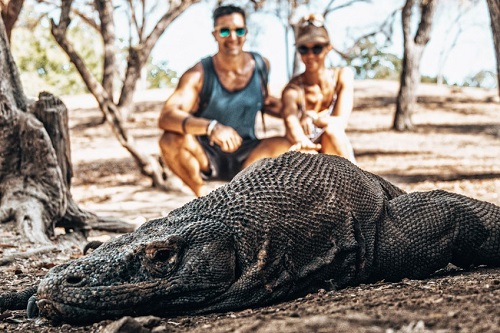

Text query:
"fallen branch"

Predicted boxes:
[[0, 246, 57, 266]]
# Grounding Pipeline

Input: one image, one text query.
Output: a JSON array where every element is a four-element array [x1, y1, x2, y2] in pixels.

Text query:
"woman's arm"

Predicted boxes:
[[281, 85, 321, 151], [332, 67, 354, 127], [313, 67, 354, 130]]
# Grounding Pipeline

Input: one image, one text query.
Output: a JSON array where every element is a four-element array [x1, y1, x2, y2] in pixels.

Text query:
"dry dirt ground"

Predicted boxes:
[[1, 80, 499, 332]]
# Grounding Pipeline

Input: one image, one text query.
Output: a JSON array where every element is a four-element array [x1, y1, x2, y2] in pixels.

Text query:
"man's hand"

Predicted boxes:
[[209, 123, 243, 153]]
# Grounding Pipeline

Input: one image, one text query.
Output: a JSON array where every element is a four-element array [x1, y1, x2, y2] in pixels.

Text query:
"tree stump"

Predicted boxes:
[[0, 92, 135, 244], [32, 92, 137, 234], [1, 17, 133, 244], [0, 97, 66, 244]]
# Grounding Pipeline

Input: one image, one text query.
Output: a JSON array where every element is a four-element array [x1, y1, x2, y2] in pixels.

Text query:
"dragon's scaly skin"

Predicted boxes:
[[31, 152, 500, 323]]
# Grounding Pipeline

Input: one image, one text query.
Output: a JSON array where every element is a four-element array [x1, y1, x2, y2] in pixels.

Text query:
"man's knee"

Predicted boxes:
[[159, 132, 209, 169], [159, 132, 185, 164], [159, 131, 183, 148]]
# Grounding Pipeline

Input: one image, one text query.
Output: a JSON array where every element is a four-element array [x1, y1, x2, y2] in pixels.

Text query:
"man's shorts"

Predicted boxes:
[[197, 136, 261, 181]]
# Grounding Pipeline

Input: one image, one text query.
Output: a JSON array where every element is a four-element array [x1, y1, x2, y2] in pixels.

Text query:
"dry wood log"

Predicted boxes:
[[0, 246, 57, 266]]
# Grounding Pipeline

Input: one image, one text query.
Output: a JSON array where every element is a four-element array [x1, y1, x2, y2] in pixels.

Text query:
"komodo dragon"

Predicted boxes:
[[1, 151, 499, 323]]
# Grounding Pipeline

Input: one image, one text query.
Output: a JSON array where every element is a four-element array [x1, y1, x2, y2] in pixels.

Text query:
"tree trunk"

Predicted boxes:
[[394, 0, 439, 131], [0, 17, 134, 244], [0, 99, 66, 244], [0, 13, 26, 111], [49, 0, 200, 192], [0, 0, 24, 42], [32, 93, 135, 234], [394, 46, 424, 130], [94, 0, 116, 97], [486, 0, 500, 98]]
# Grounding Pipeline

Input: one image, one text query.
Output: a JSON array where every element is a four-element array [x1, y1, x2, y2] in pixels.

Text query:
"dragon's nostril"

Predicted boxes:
[[66, 276, 83, 285]]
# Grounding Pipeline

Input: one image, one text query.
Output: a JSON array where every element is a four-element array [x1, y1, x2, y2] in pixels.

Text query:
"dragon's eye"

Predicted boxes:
[[143, 236, 185, 276], [153, 249, 176, 264]]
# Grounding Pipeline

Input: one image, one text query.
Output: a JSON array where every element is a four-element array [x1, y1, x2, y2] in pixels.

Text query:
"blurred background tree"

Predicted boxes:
[[12, 6, 103, 96], [145, 60, 178, 89], [343, 36, 402, 80], [1, 0, 497, 195]]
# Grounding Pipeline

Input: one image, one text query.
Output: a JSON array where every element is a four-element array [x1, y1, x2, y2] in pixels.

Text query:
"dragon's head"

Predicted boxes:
[[36, 216, 237, 323]]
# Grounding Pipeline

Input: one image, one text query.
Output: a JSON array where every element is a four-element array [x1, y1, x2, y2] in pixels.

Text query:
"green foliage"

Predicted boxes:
[[146, 60, 178, 89], [463, 70, 497, 89], [11, 13, 103, 96], [421, 75, 438, 84], [10, 8, 179, 96], [343, 37, 402, 80]]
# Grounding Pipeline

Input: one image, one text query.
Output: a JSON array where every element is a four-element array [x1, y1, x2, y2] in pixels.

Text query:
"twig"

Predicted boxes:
[[0, 246, 57, 266]]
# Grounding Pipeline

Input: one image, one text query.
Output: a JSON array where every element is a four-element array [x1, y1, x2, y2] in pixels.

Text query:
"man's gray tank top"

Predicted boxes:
[[194, 53, 265, 141]]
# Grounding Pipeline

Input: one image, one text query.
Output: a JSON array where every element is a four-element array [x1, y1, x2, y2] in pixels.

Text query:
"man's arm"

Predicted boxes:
[[263, 95, 282, 118], [261, 57, 282, 118], [159, 63, 217, 135], [158, 62, 242, 153]]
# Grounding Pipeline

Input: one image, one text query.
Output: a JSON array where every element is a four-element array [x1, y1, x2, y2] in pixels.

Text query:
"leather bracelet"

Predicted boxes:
[[206, 120, 218, 137], [181, 116, 191, 134]]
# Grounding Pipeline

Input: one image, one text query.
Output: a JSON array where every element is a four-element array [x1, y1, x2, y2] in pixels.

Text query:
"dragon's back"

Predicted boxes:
[[169, 152, 403, 291]]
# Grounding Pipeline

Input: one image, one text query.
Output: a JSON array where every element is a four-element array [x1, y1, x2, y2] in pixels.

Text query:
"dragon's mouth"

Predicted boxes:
[[37, 298, 138, 323], [38, 298, 100, 323], [36, 281, 232, 323]]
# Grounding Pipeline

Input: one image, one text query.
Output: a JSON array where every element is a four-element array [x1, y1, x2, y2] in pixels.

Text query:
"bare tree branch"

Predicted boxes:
[[140, 0, 146, 40], [33, 0, 98, 30], [339, 8, 399, 60], [486, 0, 500, 97], [436, 3, 474, 85], [323, 0, 371, 17], [49, 0, 201, 191], [1, 0, 24, 41], [127, 0, 142, 41], [401, 0, 414, 45], [145, 0, 160, 17], [117, 0, 201, 111], [73, 7, 98, 30], [57, 0, 72, 31], [414, 0, 439, 45], [51, 19, 170, 188], [94, 0, 116, 97]]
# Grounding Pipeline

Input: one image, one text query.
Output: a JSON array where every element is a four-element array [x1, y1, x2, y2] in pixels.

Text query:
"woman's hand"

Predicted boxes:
[[300, 111, 321, 136], [289, 137, 321, 153], [314, 114, 346, 130]]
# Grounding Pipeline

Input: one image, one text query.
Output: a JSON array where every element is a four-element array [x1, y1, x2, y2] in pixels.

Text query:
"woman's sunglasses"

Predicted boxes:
[[297, 44, 326, 55], [217, 27, 247, 38]]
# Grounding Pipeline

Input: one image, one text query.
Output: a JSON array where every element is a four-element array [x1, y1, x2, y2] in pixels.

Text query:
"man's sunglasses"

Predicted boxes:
[[217, 27, 247, 38], [297, 44, 326, 55]]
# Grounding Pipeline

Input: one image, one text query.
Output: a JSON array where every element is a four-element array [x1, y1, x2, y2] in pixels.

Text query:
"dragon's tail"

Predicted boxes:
[[375, 190, 500, 281]]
